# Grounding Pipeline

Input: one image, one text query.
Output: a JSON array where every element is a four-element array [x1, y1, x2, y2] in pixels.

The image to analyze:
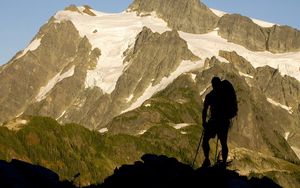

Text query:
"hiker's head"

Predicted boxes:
[[211, 77, 221, 90]]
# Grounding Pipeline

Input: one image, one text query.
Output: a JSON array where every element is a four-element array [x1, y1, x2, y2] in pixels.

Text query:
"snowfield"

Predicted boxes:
[[179, 30, 300, 82], [55, 9, 170, 94]]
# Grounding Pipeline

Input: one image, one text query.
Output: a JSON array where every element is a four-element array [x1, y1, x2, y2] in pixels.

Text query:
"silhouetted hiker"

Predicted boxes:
[[201, 77, 237, 167]]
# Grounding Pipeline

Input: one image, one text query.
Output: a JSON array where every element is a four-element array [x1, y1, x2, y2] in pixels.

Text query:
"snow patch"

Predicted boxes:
[[4, 119, 28, 131], [284, 132, 290, 140], [210, 8, 226, 17], [291, 146, 300, 160], [35, 66, 75, 102], [251, 18, 276, 28], [121, 60, 204, 113], [138, 130, 147, 135], [56, 110, 66, 120], [19, 120, 27, 124], [174, 123, 191, 130], [126, 94, 134, 102], [55, 9, 170, 94], [180, 131, 187, 135], [99, 128, 108, 133], [267, 98, 293, 114], [190, 73, 197, 82], [239, 71, 254, 79], [16, 38, 41, 59], [16, 111, 24, 117], [145, 103, 151, 107]]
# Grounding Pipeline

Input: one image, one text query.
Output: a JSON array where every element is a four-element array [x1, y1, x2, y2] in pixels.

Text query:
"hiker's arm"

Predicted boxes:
[[202, 96, 209, 128]]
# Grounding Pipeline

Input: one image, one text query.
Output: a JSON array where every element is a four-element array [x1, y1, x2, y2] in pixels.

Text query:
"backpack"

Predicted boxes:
[[221, 80, 238, 119]]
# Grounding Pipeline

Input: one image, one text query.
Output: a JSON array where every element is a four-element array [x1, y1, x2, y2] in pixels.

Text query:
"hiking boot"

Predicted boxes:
[[201, 158, 211, 168]]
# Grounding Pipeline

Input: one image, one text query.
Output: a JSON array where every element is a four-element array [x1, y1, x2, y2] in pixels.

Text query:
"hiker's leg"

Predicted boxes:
[[220, 135, 228, 163], [218, 120, 229, 163], [202, 131, 211, 167], [202, 132, 210, 159]]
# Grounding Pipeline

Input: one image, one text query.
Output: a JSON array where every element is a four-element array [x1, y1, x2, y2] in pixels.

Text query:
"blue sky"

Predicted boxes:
[[1, 0, 299, 65]]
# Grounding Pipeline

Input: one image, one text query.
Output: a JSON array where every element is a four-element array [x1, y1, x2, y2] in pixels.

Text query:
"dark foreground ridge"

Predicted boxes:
[[0, 155, 282, 188], [98, 154, 281, 188], [0, 159, 74, 188]]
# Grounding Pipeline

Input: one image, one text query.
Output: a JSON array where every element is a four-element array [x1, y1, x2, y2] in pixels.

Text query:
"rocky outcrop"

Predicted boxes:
[[129, 1, 300, 53], [83, 5, 96, 16], [218, 14, 268, 51], [64, 5, 81, 13], [115, 27, 199, 98], [128, 0, 219, 34], [268, 25, 300, 53], [219, 50, 256, 75], [218, 14, 300, 53], [254, 66, 300, 114]]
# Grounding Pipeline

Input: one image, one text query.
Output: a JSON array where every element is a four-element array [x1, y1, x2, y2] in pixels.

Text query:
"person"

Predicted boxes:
[[201, 77, 231, 167]]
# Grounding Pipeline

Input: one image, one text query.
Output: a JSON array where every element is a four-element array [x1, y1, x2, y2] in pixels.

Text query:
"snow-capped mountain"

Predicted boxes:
[[0, 1, 300, 185]]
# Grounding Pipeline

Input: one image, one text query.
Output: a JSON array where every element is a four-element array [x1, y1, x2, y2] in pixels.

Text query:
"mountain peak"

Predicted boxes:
[[64, 4, 96, 16], [128, 0, 219, 34]]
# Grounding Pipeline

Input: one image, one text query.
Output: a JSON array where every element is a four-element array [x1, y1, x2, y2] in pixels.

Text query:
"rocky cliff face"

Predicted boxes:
[[268, 25, 300, 53], [218, 14, 268, 52], [129, 1, 300, 53], [128, 0, 219, 34], [218, 14, 300, 53], [0, 19, 96, 124]]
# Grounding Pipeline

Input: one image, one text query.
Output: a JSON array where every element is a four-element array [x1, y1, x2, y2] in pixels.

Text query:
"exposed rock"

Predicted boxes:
[[129, 0, 300, 53], [118, 27, 199, 97], [0, 20, 86, 124], [128, 0, 219, 34], [24, 37, 101, 129], [218, 14, 300, 53], [219, 50, 256, 75], [64, 5, 81, 13], [83, 5, 96, 16], [268, 25, 300, 53], [218, 14, 268, 52], [254, 66, 300, 113]]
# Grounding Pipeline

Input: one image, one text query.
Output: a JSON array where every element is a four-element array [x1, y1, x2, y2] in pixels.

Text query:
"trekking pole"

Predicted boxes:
[[192, 130, 204, 168], [214, 136, 219, 164]]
